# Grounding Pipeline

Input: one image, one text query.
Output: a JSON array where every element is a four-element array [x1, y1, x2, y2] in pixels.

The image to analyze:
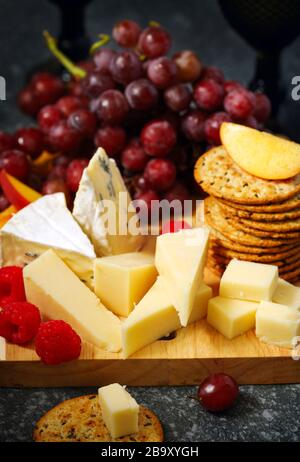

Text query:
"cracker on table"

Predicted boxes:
[[217, 199, 300, 222], [228, 217, 300, 240], [219, 193, 300, 213]]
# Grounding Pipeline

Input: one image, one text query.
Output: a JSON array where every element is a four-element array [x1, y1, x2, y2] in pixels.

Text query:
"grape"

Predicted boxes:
[[113, 20, 141, 48], [224, 80, 244, 94], [144, 158, 176, 191], [38, 105, 63, 133], [243, 115, 259, 129], [93, 48, 116, 74], [68, 109, 97, 137], [110, 51, 143, 85], [141, 119, 177, 157], [138, 26, 171, 58], [17, 86, 41, 116], [95, 89, 129, 125], [53, 154, 71, 168], [173, 50, 203, 82], [134, 190, 160, 216], [147, 57, 177, 89], [49, 120, 83, 153], [42, 178, 71, 207], [32, 72, 64, 106], [181, 110, 206, 142], [0, 194, 10, 211], [204, 112, 231, 145], [194, 79, 224, 112], [164, 84, 192, 112], [16, 127, 45, 159], [66, 159, 89, 192], [125, 79, 158, 110], [47, 164, 68, 181], [0, 131, 15, 153], [136, 175, 150, 192], [56, 95, 88, 117], [253, 93, 271, 123], [94, 126, 126, 157], [121, 139, 148, 171], [76, 60, 95, 74], [197, 373, 239, 412], [224, 89, 255, 120], [163, 182, 190, 202], [0, 149, 29, 180], [81, 71, 115, 98], [202, 66, 225, 84]]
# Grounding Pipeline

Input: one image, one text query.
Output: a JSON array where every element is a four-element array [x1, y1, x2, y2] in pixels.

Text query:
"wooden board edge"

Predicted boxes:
[[1, 356, 300, 387]]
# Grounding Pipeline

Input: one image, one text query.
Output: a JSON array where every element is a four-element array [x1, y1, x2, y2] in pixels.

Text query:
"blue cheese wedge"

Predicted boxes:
[[1, 193, 96, 288], [73, 148, 145, 256]]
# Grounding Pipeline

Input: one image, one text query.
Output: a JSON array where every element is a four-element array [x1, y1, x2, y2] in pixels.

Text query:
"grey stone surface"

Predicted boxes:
[[0, 0, 300, 443], [0, 385, 299, 442]]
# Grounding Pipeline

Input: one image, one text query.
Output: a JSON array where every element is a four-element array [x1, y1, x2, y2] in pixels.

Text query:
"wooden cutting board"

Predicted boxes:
[[1, 266, 300, 387]]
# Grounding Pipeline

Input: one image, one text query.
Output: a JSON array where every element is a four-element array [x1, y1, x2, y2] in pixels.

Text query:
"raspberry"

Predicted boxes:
[[0, 301, 41, 344], [35, 320, 81, 365], [0, 266, 26, 305]]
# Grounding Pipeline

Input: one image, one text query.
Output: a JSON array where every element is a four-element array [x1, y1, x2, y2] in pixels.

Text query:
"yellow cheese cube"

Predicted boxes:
[[98, 383, 139, 439], [220, 259, 278, 302], [94, 252, 157, 317], [122, 277, 181, 358], [23, 249, 121, 352], [187, 283, 212, 324], [256, 301, 300, 348], [207, 296, 258, 339], [273, 278, 300, 311]]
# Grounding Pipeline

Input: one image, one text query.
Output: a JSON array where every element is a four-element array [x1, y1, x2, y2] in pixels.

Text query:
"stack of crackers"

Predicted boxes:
[[195, 146, 300, 283]]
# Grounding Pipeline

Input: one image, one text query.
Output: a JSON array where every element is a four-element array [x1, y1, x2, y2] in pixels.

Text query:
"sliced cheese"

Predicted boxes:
[[23, 249, 121, 352], [219, 259, 278, 302], [122, 277, 181, 358], [207, 296, 258, 339], [155, 227, 210, 326], [0, 337, 6, 360], [187, 282, 212, 324], [98, 383, 139, 439], [94, 252, 157, 317], [1, 193, 96, 288], [273, 278, 300, 311], [73, 148, 145, 256], [256, 301, 300, 348]]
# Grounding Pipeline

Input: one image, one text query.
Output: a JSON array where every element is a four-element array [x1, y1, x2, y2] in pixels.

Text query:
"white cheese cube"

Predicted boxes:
[[273, 278, 300, 311]]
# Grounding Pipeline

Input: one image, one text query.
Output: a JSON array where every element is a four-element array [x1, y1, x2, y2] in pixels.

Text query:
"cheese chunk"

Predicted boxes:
[[122, 277, 181, 358], [220, 259, 278, 302], [94, 252, 157, 316], [23, 249, 121, 352], [207, 296, 258, 339], [155, 227, 210, 326], [73, 148, 145, 256], [187, 283, 212, 324], [0, 337, 6, 360], [256, 301, 300, 348], [1, 193, 96, 288], [98, 383, 139, 439], [273, 279, 300, 311]]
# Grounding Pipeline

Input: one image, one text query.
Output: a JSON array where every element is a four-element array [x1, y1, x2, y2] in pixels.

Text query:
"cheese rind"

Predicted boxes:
[[207, 296, 258, 339], [23, 249, 121, 352], [122, 277, 181, 358], [73, 148, 145, 256], [155, 227, 210, 326], [94, 252, 157, 316], [256, 301, 300, 348], [273, 279, 300, 311], [98, 383, 139, 439], [1, 193, 96, 288], [0, 337, 6, 360], [219, 259, 278, 302]]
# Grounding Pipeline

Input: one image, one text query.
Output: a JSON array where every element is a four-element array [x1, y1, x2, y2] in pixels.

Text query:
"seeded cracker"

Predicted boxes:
[[218, 193, 300, 213], [217, 199, 300, 222]]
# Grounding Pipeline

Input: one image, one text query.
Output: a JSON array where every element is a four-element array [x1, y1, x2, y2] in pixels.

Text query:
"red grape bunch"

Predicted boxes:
[[0, 19, 271, 213]]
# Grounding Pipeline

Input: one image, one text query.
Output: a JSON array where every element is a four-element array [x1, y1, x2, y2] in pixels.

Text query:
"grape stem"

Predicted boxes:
[[89, 34, 110, 54], [43, 31, 87, 79]]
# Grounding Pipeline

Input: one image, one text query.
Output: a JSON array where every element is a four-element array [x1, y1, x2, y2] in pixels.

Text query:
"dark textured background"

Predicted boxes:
[[0, 0, 300, 442]]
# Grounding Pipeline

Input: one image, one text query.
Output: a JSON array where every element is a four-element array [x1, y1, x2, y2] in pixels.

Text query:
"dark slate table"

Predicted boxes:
[[0, 0, 300, 442]]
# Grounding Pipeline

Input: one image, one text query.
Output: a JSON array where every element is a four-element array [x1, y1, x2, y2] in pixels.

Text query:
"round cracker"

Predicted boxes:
[[209, 245, 300, 264], [217, 199, 300, 222], [33, 395, 164, 443], [195, 147, 300, 205], [219, 193, 300, 213], [209, 251, 300, 271], [210, 232, 296, 254], [228, 218, 300, 240], [205, 198, 297, 247], [239, 216, 300, 232]]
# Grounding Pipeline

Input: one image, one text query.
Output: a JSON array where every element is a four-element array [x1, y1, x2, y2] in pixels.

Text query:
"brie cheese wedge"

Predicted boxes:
[[73, 148, 145, 256], [1, 193, 96, 287]]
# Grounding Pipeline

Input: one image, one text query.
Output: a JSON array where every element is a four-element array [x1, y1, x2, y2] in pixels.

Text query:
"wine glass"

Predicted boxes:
[[218, 0, 300, 120]]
